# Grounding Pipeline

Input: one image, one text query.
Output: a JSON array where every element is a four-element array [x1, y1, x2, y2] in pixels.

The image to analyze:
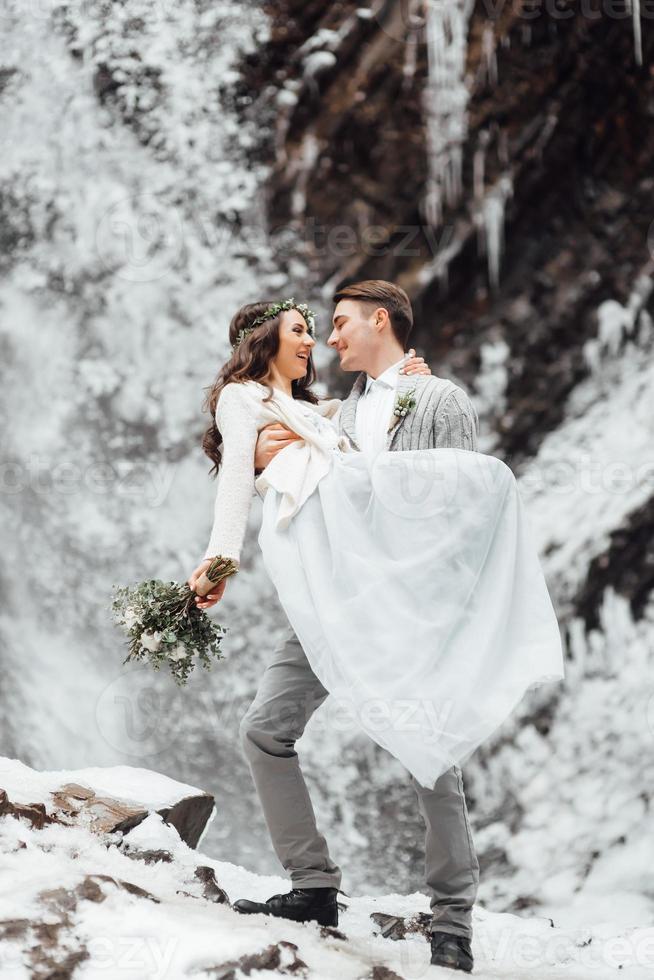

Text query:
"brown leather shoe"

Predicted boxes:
[[233, 886, 339, 927]]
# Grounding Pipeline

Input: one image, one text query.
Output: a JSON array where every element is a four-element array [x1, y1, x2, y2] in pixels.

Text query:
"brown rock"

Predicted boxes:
[[31, 946, 89, 979], [370, 911, 432, 942], [4, 871, 161, 979], [205, 940, 308, 978], [1, 779, 215, 850], [194, 865, 230, 904], [123, 847, 173, 864], [370, 967, 406, 980], [158, 792, 215, 849], [50, 787, 147, 833], [0, 788, 53, 829], [36, 887, 77, 915], [319, 925, 347, 941], [74, 877, 107, 904], [56, 783, 95, 801], [83, 873, 160, 903], [0, 919, 31, 941], [113, 791, 215, 848]]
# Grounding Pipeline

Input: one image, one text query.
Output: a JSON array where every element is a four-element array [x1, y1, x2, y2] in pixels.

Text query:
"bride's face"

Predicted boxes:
[[272, 310, 316, 381]]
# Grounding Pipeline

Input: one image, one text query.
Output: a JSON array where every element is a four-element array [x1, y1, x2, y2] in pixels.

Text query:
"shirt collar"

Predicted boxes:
[[364, 356, 407, 395]]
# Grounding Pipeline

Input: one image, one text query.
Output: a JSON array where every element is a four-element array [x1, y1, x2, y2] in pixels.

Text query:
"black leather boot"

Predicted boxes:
[[233, 886, 339, 927], [430, 931, 473, 972]]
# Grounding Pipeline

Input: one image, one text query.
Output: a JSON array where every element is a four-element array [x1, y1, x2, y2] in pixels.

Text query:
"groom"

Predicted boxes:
[[207, 281, 480, 973]]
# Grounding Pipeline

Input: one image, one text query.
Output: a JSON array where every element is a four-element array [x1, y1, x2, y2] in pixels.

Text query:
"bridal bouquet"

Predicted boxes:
[[111, 557, 237, 686]]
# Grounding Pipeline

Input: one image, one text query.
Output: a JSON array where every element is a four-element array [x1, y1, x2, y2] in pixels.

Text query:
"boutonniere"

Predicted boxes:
[[393, 388, 417, 418], [388, 387, 417, 432]]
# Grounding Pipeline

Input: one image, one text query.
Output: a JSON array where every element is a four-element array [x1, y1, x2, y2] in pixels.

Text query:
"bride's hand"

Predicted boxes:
[[188, 560, 228, 609], [400, 348, 431, 375], [254, 422, 302, 470]]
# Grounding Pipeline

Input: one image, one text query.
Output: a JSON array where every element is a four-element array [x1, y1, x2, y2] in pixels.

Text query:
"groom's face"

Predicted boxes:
[[328, 299, 379, 372]]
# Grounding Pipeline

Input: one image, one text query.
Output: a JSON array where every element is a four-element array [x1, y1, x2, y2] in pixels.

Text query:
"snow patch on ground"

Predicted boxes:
[[1, 758, 652, 979]]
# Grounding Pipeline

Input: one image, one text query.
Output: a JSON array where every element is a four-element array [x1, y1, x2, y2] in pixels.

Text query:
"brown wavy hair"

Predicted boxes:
[[201, 301, 320, 477]]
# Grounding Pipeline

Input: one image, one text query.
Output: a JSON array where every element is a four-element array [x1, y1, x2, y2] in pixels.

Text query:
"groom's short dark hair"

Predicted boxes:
[[332, 280, 413, 347]]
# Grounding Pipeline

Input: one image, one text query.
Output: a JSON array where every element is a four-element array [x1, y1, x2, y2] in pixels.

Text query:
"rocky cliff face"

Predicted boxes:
[[254, 1, 653, 452]]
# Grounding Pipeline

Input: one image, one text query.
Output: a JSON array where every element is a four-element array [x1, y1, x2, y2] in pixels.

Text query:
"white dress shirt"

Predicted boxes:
[[355, 355, 407, 456]]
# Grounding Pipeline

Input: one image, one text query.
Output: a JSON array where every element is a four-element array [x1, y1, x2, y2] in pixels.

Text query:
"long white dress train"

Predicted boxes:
[[256, 403, 565, 789]]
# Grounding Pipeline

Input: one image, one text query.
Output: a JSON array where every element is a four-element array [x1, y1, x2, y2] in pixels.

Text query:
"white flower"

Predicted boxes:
[[123, 607, 142, 629], [141, 630, 163, 653], [168, 643, 188, 662]]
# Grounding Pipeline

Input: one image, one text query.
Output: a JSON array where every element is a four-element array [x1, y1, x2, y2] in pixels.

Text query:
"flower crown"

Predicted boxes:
[[232, 298, 317, 351]]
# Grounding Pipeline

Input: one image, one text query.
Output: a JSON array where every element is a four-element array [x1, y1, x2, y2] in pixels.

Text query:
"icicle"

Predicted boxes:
[[290, 131, 320, 217], [303, 51, 337, 79], [638, 308, 653, 346], [626, 0, 643, 66], [416, 235, 463, 295], [422, 0, 475, 227], [404, 33, 418, 86], [484, 196, 503, 291], [444, 144, 463, 207], [473, 131, 490, 254], [274, 84, 299, 166], [481, 22, 497, 87], [402, 0, 422, 87], [582, 273, 654, 375], [597, 300, 633, 357], [476, 336, 510, 416], [473, 137, 487, 205], [585, 274, 654, 369], [481, 174, 513, 291]]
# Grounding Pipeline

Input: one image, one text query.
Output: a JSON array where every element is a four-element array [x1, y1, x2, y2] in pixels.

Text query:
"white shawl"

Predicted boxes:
[[203, 381, 349, 563]]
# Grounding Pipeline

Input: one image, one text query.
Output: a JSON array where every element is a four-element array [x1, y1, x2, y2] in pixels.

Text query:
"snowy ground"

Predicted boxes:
[[1, 759, 653, 980]]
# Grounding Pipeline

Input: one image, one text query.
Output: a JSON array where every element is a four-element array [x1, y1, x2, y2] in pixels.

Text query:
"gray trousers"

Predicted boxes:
[[239, 625, 479, 939]]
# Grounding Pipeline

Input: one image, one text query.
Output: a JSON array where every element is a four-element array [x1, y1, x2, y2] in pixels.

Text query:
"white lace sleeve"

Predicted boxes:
[[202, 383, 261, 564]]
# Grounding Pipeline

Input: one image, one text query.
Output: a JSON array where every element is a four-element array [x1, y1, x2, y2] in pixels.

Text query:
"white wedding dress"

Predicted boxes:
[[256, 394, 565, 789]]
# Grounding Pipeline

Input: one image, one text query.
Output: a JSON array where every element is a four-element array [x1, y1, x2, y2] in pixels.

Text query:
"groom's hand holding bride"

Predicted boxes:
[[254, 423, 303, 471], [254, 347, 430, 470]]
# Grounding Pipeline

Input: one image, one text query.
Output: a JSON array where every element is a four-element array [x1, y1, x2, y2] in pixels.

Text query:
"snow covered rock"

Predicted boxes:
[[0, 758, 214, 849]]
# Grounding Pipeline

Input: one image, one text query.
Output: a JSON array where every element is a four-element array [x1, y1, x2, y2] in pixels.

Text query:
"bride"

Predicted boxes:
[[187, 298, 564, 788]]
